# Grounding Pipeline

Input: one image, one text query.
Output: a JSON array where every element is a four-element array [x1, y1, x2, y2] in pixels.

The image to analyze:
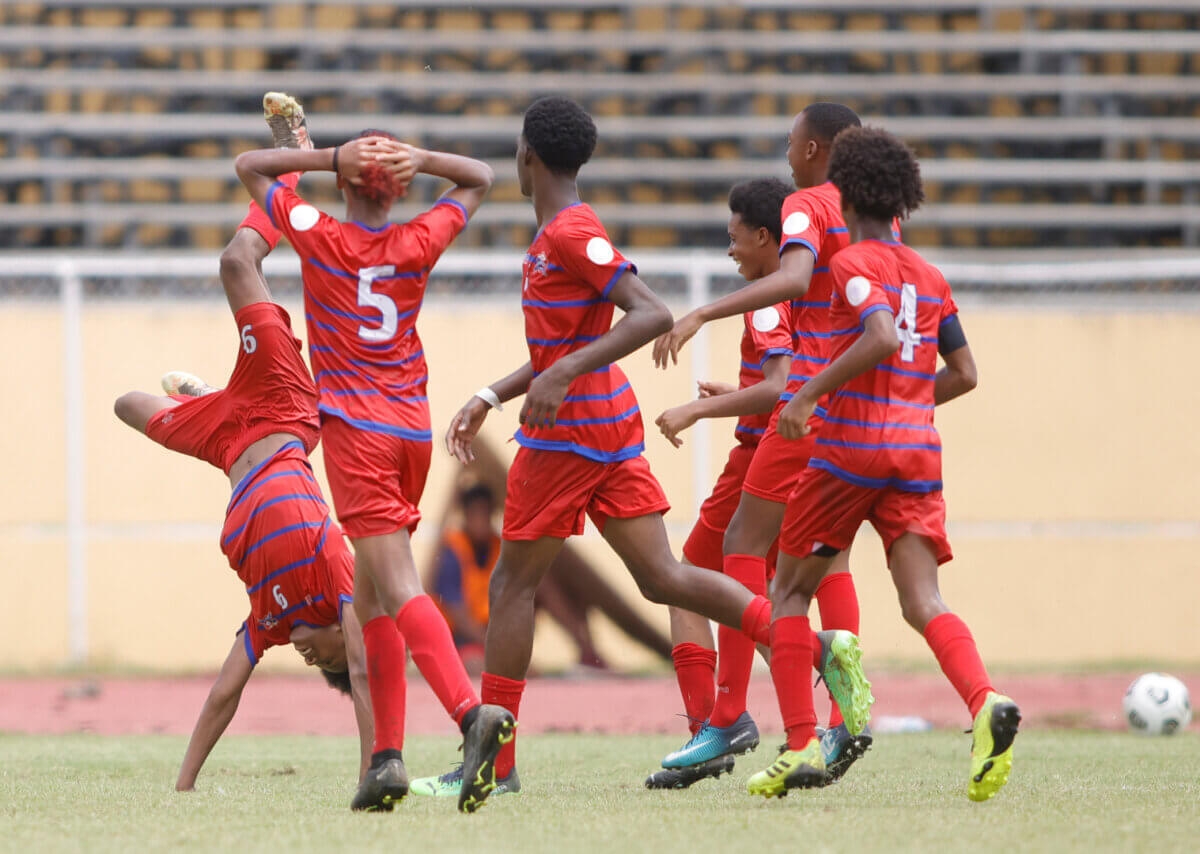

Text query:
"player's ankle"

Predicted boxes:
[[370, 748, 403, 768]]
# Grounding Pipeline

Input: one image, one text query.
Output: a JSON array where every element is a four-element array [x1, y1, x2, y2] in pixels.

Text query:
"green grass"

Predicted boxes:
[[1, 731, 1198, 853]]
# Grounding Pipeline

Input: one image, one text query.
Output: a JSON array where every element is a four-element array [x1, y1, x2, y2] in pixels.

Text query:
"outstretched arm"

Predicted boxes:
[[776, 309, 900, 440], [653, 247, 815, 368], [234, 136, 409, 212], [339, 604, 374, 782], [444, 361, 536, 465], [176, 638, 254, 791], [521, 270, 672, 428], [656, 354, 789, 448]]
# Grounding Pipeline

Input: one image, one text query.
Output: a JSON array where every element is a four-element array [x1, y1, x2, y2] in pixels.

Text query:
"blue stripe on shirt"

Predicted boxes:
[[527, 333, 602, 347], [809, 457, 942, 493], [348, 349, 424, 368], [264, 181, 284, 229], [819, 412, 936, 432], [522, 296, 598, 308], [601, 261, 632, 299], [833, 389, 934, 411], [317, 404, 433, 441], [878, 364, 937, 381], [792, 352, 830, 366], [552, 404, 640, 427], [815, 438, 942, 452], [780, 237, 817, 259], [564, 381, 631, 402], [238, 520, 326, 567], [221, 493, 325, 547], [245, 518, 330, 594], [227, 441, 306, 511], [513, 431, 645, 464], [435, 196, 470, 223]]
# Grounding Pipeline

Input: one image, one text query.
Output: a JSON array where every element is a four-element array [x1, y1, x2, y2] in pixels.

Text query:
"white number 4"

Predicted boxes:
[[894, 283, 922, 363], [272, 585, 288, 609], [357, 265, 399, 342], [240, 324, 257, 354]]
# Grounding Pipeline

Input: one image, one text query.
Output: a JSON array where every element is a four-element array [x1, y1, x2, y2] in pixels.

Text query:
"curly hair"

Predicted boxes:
[[800, 102, 861, 145], [727, 177, 793, 244], [352, 128, 405, 205], [321, 667, 352, 697], [828, 126, 925, 222], [522, 97, 597, 175]]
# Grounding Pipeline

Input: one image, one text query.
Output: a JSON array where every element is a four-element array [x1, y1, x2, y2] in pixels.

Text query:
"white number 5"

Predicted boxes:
[[357, 265, 398, 342], [272, 585, 288, 609], [894, 283, 922, 363], [240, 324, 257, 354]]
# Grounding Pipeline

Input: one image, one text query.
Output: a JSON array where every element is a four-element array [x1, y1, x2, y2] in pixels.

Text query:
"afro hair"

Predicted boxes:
[[828, 126, 925, 222], [522, 97, 598, 175], [727, 177, 793, 244]]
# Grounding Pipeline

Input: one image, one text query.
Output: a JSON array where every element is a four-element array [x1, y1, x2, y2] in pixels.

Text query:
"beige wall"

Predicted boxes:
[[4, 298, 1199, 673]]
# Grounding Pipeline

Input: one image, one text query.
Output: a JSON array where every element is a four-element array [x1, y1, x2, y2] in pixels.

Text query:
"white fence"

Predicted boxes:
[[6, 249, 1200, 664]]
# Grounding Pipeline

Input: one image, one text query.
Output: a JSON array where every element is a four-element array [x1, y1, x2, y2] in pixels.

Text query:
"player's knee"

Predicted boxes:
[[897, 590, 945, 633], [113, 392, 142, 427], [488, 563, 537, 606]]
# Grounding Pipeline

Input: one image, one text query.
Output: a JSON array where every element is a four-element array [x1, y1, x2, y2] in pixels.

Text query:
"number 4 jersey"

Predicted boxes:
[[815, 238, 961, 492], [266, 183, 469, 537]]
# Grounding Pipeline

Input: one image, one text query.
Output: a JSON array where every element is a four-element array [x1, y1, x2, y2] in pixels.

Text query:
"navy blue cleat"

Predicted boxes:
[[821, 723, 872, 782], [661, 712, 760, 769]]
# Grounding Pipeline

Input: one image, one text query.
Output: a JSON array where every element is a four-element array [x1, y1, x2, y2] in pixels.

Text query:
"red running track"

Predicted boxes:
[[2, 671, 1193, 737]]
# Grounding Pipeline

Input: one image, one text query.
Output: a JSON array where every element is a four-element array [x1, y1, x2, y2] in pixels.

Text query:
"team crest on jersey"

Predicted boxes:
[[529, 251, 550, 278], [258, 613, 279, 630]]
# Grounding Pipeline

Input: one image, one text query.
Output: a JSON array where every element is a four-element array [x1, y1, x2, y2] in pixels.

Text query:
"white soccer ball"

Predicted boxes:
[[1123, 673, 1192, 735]]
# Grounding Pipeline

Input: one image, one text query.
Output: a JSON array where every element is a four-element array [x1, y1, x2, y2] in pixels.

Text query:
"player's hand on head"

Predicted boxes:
[[654, 405, 696, 449], [445, 397, 489, 465], [372, 142, 421, 186], [336, 136, 403, 185], [697, 380, 735, 398], [651, 311, 702, 369], [520, 368, 569, 431], [776, 395, 816, 441]]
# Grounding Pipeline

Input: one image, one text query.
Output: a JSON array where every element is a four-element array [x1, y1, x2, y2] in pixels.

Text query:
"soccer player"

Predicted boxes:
[[650, 103, 877, 779], [644, 177, 794, 789], [234, 95, 515, 813], [442, 97, 867, 812], [746, 126, 1020, 801], [111, 124, 388, 795]]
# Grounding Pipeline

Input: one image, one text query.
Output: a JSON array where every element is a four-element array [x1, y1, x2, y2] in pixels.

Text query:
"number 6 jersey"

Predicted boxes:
[[817, 238, 960, 492]]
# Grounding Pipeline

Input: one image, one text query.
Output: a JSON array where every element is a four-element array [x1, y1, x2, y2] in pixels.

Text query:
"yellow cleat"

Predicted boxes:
[[262, 91, 312, 150], [968, 692, 1021, 802], [746, 737, 829, 798]]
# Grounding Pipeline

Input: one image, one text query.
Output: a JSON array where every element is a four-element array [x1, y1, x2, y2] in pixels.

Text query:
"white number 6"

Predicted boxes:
[[241, 324, 257, 354], [272, 585, 288, 609], [357, 265, 399, 342]]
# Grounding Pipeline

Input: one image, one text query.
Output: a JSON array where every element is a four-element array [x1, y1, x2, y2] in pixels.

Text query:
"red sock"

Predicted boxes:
[[814, 571, 860, 727], [739, 594, 772, 646], [770, 615, 817, 749], [671, 642, 716, 734], [710, 555, 767, 727], [395, 595, 480, 725], [481, 671, 525, 778], [923, 612, 994, 717], [362, 615, 407, 754]]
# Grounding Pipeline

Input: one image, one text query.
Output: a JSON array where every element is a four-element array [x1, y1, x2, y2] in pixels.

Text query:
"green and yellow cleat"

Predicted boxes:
[[968, 692, 1021, 802], [458, 704, 517, 814], [161, 370, 217, 397], [815, 630, 874, 737], [263, 91, 312, 150], [746, 737, 829, 798], [411, 764, 521, 798]]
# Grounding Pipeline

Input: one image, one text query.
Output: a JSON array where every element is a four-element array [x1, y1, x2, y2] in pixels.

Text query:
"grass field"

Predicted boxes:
[[2, 731, 1198, 853]]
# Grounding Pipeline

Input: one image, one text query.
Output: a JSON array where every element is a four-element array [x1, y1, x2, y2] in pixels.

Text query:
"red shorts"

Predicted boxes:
[[321, 412, 433, 539], [503, 447, 670, 541], [741, 407, 822, 504], [683, 442, 755, 571], [145, 302, 320, 474], [779, 466, 953, 565]]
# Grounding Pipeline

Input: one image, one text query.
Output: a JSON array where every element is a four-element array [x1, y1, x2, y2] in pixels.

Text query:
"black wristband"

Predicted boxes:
[[331, 145, 340, 175]]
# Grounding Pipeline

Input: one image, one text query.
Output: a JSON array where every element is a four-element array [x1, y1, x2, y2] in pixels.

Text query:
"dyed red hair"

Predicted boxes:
[[353, 128, 407, 204]]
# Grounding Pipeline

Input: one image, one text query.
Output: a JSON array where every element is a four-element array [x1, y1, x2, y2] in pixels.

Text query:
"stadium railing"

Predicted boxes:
[[8, 248, 1200, 662]]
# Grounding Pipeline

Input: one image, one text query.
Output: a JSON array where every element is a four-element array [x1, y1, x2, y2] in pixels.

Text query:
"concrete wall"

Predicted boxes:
[[4, 294, 1199, 673]]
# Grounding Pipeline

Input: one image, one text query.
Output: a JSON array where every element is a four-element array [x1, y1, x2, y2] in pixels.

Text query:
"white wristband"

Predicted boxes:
[[474, 386, 503, 412]]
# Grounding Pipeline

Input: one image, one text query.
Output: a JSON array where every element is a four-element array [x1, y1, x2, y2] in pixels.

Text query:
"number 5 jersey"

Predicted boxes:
[[266, 181, 469, 537]]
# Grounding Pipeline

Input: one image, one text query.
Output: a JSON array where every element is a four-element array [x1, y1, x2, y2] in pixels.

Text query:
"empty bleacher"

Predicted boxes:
[[2, 0, 1199, 251]]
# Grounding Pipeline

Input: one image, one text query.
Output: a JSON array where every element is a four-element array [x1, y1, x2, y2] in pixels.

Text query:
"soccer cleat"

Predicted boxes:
[[821, 722, 872, 782], [263, 91, 312, 150], [815, 630, 874, 737], [411, 764, 521, 798], [457, 704, 517, 814], [661, 711, 760, 769], [968, 692, 1021, 802], [746, 737, 829, 797], [161, 370, 217, 397], [350, 754, 409, 812], [645, 754, 736, 790]]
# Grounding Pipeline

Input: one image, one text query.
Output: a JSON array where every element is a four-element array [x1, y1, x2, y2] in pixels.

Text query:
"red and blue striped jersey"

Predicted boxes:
[[517, 203, 644, 463], [777, 183, 901, 404], [734, 303, 795, 444], [222, 442, 355, 664], [811, 239, 959, 493], [267, 182, 468, 443]]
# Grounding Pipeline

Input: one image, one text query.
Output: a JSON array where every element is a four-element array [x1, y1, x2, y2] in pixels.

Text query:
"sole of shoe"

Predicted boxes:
[[969, 701, 1021, 802], [826, 733, 873, 782], [458, 707, 517, 815], [350, 759, 409, 812], [645, 755, 737, 790]]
